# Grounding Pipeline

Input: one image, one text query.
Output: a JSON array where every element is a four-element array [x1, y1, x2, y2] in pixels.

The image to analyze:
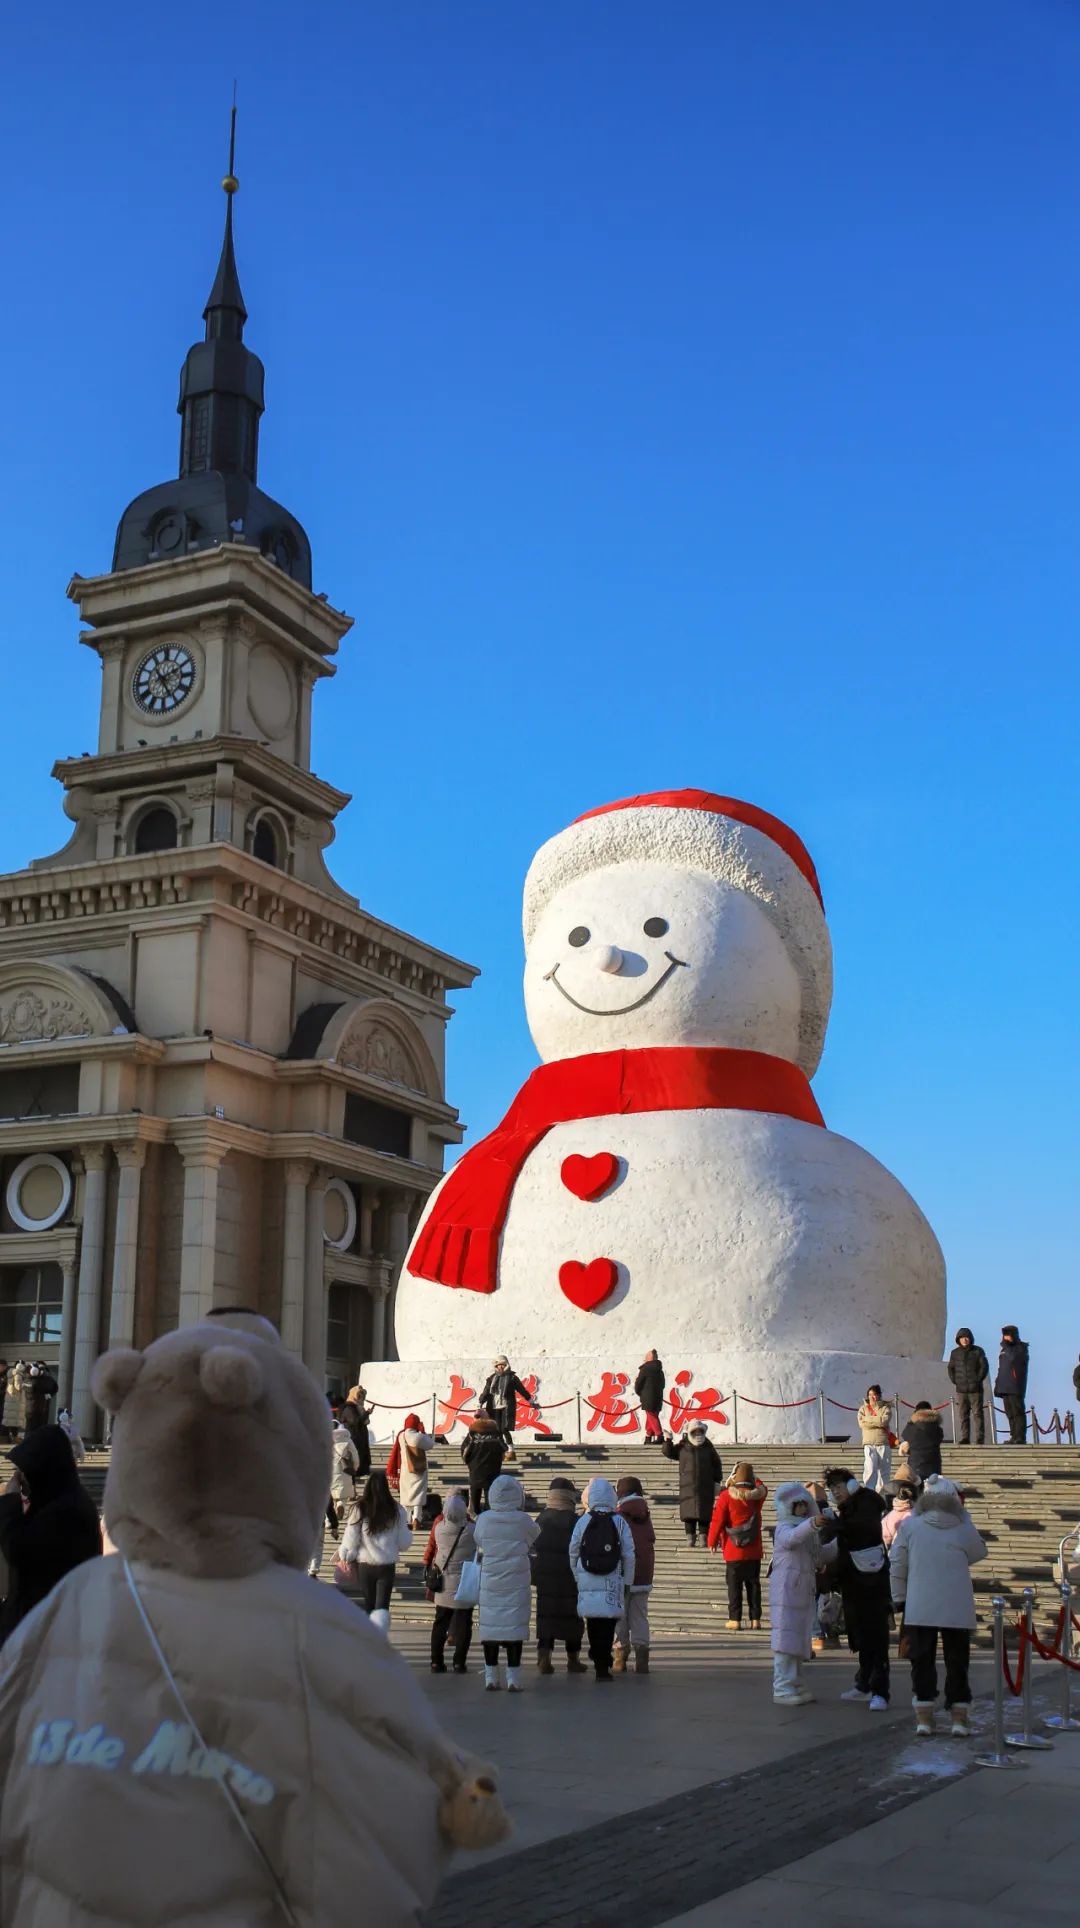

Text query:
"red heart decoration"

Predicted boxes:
[[559, 1257, 619, 1312], [560, 1152, 619, 1202]]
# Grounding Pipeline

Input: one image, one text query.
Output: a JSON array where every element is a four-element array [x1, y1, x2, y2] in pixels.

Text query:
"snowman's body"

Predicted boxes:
[[395, 1108, 944, 1365], [377, 795, 948, 1442]]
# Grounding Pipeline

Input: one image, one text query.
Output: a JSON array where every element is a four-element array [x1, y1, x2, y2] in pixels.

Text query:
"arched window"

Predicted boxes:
[[132, 806, 179, 854], [252, 816, 280, 867]]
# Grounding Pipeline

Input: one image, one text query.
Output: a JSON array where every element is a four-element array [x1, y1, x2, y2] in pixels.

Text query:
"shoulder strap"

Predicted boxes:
[[123, 1561, 299, 1928]]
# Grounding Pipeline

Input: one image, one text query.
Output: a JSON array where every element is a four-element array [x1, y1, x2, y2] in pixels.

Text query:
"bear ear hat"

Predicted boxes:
[[91, 1348, 145, 1414], [199, 1344, 263, 1409]]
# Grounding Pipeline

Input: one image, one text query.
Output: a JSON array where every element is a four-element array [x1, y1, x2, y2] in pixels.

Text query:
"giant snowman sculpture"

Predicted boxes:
[[365, 791, 948, 1443]]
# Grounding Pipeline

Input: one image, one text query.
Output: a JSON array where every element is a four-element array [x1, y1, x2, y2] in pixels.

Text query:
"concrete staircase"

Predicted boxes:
[[81, 1442, 1080, 1644]]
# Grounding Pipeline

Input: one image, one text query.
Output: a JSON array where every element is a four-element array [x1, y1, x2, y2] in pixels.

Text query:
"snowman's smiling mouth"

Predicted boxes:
[[545, 951, 688, 1016]]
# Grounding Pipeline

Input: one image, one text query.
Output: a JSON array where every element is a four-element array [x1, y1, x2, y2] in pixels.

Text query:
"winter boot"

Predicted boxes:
[[369, 1608, 390, 1637], [915, 1701, 936, 1738], [725, 1619, 741, 1631], [506, 1667, 524, 1693], [750, 1619, 763, 1631], [635, 1647, 650, 1674], [537, 1649, 554, 1676], [612, 1644, 628, 1674], [949, 1703, 971, 1738], [483, 1665, 501, 1691], [567, 1653, 588, 1674]]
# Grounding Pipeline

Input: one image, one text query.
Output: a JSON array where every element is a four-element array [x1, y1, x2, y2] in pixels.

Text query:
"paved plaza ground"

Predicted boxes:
[[394, 1630, 1080, 1926]]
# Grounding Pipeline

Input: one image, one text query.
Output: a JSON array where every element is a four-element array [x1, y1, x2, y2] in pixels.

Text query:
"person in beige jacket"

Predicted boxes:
[[857, 1385, 893, 1493], [0, 1313, 508, 1928]]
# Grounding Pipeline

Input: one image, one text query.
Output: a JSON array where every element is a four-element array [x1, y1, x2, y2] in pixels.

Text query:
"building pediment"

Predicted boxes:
[[295, 999, 440, 1101], [0, 962, 130, 1045]]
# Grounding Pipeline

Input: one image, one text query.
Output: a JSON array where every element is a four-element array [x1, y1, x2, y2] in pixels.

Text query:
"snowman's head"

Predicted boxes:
[[522, 791, 832, 1074]]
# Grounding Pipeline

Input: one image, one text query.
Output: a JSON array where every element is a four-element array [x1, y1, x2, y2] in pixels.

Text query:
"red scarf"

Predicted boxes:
[[407, 1046, 824, 1294]]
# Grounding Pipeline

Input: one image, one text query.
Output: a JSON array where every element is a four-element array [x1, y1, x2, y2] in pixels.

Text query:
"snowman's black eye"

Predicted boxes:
[[568, 926, 590, 948], [643, 917, 669, 938]]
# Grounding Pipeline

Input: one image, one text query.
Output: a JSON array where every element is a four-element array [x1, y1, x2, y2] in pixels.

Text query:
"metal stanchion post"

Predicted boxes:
[[950, 1397, 958, 1446], [575, 1391, 582, 1443], [818, 1390, 826, 1445], [732, 1389, 739, 1444], [1005, 1589, 1054, 1749], [431, 1393, 437, 1436], [1045, 1580, 1080, 1732], [975, 1597, 1027, 1770]]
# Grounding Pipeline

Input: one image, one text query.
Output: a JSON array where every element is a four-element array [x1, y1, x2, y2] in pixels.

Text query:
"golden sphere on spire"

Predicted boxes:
[[222, 173, 239, 195]]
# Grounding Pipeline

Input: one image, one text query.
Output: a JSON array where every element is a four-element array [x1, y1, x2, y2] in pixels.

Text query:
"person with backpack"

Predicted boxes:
[[330, 1415, 360, 1523], [460, 1412, 505, 1515], [707, 1461, 768, 1630], [899, 1401, 944, 1483], [995, 1326, 1030, 1444], [386, 1411, 435, 1528], [531, 1477, 587, 1675], [569, 1478, 635, 1682], [662, 1422, 723, 1546], [423, 1491, 477, 1675], [947, 1330, 989, 1446], [824, 1468, 891, 1711], [473, 1473, 539, 1691], [614, 1475, 656, 1673], [338, 1385, 373, 1477]]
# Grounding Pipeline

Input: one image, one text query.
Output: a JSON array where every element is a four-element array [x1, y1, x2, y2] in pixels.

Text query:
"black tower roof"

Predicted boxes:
[[113, 113, 312, 589]]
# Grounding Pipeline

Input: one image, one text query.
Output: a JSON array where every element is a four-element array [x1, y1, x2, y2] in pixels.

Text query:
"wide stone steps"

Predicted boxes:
[[82, 1441, 1080, 1642]]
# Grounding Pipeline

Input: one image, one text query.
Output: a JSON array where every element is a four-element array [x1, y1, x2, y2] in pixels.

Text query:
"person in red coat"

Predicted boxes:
[[708, 1461, 768, 1630]]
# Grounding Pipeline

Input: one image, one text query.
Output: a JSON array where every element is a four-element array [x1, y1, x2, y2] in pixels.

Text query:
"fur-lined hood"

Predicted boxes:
[[774, 1482, 815, 1523], [906, 1406, 943, 1426]]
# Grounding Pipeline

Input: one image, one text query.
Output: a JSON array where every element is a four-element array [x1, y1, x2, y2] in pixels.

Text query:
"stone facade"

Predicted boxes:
[[0, 543, 475, 1436]]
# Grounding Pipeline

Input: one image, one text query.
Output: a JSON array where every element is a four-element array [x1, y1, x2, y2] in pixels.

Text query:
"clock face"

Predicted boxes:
[[132, 644, 197, 716]]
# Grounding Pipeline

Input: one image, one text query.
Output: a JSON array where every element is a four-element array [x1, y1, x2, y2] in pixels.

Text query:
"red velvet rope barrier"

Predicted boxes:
[[742, 1395, 817, 1408], [1001, 1624, 1027, 1696], [825, 1397, 860, 1412], [897, 1397, 951, 1411], [1001, 1607, 1080, 1694]]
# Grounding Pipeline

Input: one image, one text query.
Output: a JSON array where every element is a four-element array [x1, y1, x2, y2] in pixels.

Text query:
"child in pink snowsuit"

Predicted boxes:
[[770, 1482, 826, 1705]]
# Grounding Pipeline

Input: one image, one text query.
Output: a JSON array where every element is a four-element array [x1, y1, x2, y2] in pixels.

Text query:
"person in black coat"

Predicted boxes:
[[662, 1423, 723, 1545], [338, 1386, 373, 1478], [530, 1478, 586, 1674], [947, 1329, 989, 1445], [824, 1469, 891, 1705], [460, 1414, 505, 1515], [1073, 1355, 1080, 1405], [23, 1363, 59, 1434], [634, 1351, 666, 1445], [0, 1424, 101, 1644], [479, 1358, 533, 1460], [995, 1327, 1030, 1444], [900, 1402, 944, 1481]]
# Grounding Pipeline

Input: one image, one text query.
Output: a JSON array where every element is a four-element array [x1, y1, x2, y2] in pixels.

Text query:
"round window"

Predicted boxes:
[[323, 1178, 357, 1252], [6, 1153, 73, 1232]]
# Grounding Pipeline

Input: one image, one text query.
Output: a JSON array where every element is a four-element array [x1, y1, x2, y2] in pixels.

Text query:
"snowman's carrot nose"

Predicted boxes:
[[594, 944, 624, 974]]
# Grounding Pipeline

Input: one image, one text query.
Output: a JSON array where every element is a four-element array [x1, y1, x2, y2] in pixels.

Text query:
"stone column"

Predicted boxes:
[[280, 1160, 310, 1357], [57, 1255, 79, 1413], [71, 1147, 109, 1439], [177, 1146, 226, 1327], [370, 1283, 388, 1361], [359, 1188, 378, 1258], [302, 1168, 329, 1384], [107, 1143, 147, 1350], [385, 1193, 412, 1366]]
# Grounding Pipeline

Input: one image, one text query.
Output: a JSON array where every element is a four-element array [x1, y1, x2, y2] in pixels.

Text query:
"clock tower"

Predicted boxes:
[[0, 141, 475, 1437]]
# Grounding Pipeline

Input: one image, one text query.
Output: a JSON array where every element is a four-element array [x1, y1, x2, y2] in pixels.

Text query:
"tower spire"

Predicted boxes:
[[203, 102, 247, 340]]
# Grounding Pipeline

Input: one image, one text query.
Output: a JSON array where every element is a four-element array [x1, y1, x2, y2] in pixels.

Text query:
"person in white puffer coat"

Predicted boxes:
[[569, 1478, 636, 1682], [335, 1470, 412, 1634], [769, 1482, 828, 1706], [473, 1474, 539, 1692], [889, 1474, 986, 1739]]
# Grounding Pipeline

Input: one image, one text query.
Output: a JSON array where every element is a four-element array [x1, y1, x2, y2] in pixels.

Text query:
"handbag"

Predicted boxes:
[[454, 1554, 481, 1611], [424, 1523, 466, 1595]]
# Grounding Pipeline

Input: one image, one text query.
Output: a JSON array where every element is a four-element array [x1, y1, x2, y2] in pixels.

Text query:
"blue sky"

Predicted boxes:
[[1, 3, 1077, 1416]]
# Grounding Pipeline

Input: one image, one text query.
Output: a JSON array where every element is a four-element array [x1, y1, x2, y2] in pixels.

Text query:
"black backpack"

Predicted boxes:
[[579, 1511, 621, 1576]]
